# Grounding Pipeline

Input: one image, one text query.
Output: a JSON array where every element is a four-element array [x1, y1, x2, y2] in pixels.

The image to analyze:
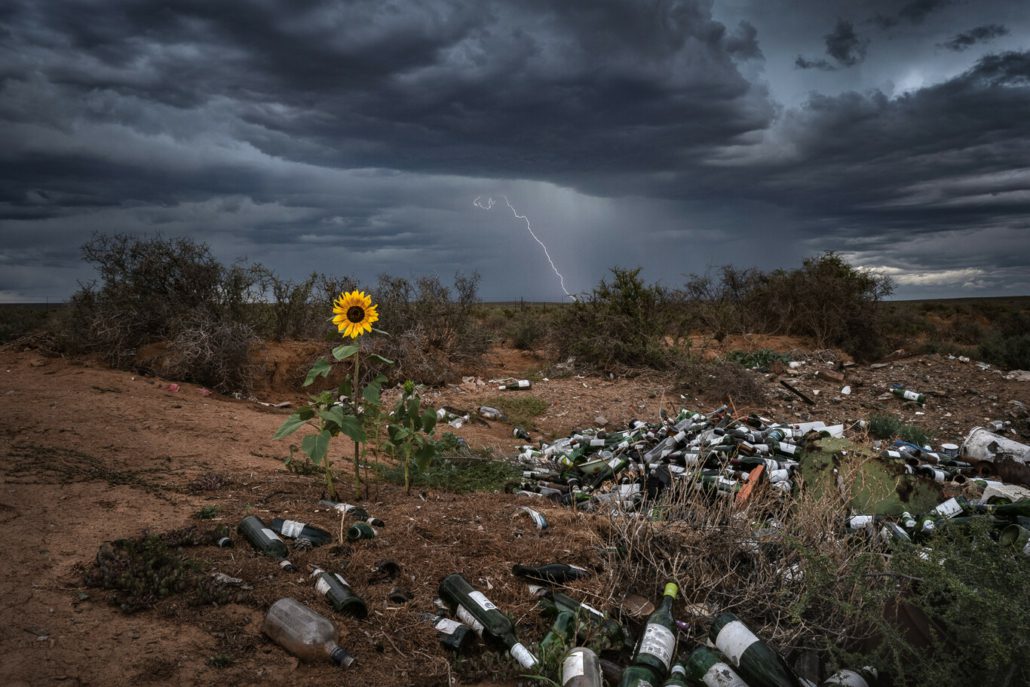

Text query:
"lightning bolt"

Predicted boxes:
[[474, 195, 573, 299]]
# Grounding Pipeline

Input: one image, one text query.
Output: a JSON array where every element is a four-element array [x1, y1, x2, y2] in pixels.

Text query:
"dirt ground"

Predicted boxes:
[[0, 341, 1026, 686]]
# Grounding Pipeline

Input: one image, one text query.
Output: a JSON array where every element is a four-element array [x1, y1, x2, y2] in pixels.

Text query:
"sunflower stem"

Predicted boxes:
[[352, 338, 363, 498]]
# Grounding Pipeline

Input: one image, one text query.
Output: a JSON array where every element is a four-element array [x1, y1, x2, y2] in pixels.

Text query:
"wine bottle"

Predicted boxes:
[[684, 646, 749, 687], [438, 573, 538, 669], [822, 667, 877, 687], [500, 379, 532, 390], [540, 611, 575, 665], [237, 516, 296, 571], [310, 567, 368, 619], [710, 612, 801, 687], [262, 597, 354, 667], [662, 663, 690, 687], [347, 522, 378, 540], [319, 499, 369, 520], [419, 612, 476, 651], [512, 563, 592, 584], [541, 590, 626, 651], [270, 518, 333, 546], [891, 386, 925, 405], [562, 647, 604, 687], [629, 582, 679, 682], [619, 665, 659, 687]]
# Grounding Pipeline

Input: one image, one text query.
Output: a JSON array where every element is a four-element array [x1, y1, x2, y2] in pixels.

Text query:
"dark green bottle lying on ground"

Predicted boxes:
[[540, 590, 627, 651], [438, 573, 539, 669], [710, 612, 802, 687], [237, 515, 296, 571], [684, 646, 749, 686], [310, 566, 368, 618]]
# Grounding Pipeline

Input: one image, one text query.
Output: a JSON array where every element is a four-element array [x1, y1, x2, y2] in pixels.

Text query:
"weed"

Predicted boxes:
[[483, 395, 549, 429], [372, 454, 519, 493], [868, 414, 932, 445], [726, 348, 791, 371], [193, 506, 219, 520]]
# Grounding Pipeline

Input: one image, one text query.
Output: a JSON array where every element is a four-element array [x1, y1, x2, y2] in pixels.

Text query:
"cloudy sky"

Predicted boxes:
[[1, 0, 1028, 302]]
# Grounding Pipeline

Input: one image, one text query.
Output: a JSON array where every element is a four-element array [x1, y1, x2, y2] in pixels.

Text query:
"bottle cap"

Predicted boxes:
[[330, 646, 355, 668]]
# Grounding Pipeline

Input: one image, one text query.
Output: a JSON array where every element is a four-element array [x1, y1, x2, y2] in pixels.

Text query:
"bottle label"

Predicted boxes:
[[518, 380, 531, 388], [280, 519, 305, 538], [715, 620, 759, 665], [261, 528, 283, 543], [638, 623, 675, 669], [849, 515, 873, 529], [523, 508, 548, 529], [468, 591, 497, 612], [703, 662, 749, 687], [433, 617, 463, 636], [454, 605, 485, 634], [579, 601, 604, 620], [903, 390, 920, 401], [590, 438, 606, 447], [933, 498, 962, 519], [562, 652, 586, 681], [509, 642, 538, 669], [315, 577, 331, 596], [608, 456, 623, 470]]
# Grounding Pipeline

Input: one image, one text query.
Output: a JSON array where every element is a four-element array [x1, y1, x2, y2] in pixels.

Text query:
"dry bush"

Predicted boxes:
[[599, 459, 885, 660], [674, 357, 768, 406], [162, 311, 256, 393]]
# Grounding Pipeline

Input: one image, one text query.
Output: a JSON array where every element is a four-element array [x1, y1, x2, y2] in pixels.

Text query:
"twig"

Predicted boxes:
[[780, 380, 815, 405]]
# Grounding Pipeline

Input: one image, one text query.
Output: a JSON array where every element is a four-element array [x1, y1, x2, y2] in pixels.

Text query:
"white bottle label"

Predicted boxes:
[[510, 642, 538, 669], [608, 456, 623, 470], [703, 662, 749, 687], [715, 620, 759, 665], [261, 528, 283, 543], [454, 605, 485, 634], [590, 438, 606, 447], [580, 601, 604, 620], [778, 442, 796, 455], [468, 591, 497, 612], [517, 380, 531, 388], [849, 515, 873, 529], [638, 623, 675, 669], [280, 519, 305, 538], [315, 577, 331, 595], [562, 650, 586, 680], [903, 390, 920, 401], [933, 498, 962, 519], [824, 669, 869, 687], [769, 469, 790, 483], [433, 617, 463, 635]]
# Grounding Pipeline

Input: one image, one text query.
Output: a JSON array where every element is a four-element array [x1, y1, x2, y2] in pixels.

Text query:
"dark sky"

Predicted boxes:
[[1, 0, 1028, 301]]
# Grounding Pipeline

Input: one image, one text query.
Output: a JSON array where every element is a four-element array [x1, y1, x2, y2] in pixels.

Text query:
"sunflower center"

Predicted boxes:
[[346, 306, 366, 323]]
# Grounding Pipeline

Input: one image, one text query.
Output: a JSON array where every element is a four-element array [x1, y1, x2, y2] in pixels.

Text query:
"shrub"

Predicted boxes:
[[366, 272, 489, 384], [555, 267, 677, 371], [868, 413, 932, 445]]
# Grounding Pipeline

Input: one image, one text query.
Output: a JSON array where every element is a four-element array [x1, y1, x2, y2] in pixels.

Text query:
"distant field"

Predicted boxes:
[[0, 303, 64, 343]]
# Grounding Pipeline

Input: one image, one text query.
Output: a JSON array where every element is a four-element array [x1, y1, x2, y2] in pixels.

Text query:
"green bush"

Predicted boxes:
[[555, 267, 677, 371], [868, 413, 931, 445]]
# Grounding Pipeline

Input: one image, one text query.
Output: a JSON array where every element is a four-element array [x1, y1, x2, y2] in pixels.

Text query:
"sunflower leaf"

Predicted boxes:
[[332, 344, 360, 361], [414, 441, 438, 471], [372, 327, 391, 337], [274, 413, 309, 439], [362, 375, 386, 404], [318, 406, 346, 430], [368, 353, 394, 366], [388, 425, 411, 443], [420, 409, 437, 435], [301, 430, 331, 466], [335, 415, 366, 443], [303, 359, 332, 387]]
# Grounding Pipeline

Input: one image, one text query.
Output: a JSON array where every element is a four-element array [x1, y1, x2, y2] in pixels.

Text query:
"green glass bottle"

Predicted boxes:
[[541, 590, 627, 651], [822, 666, 877, 686], [619, 665, 659, 687], [513, 563, 592, 584], [540, 611, 575, 666], [662, 662, 690, 687], [438, 573, 538, 669], [684, 646, 749, 686], [419, 613, 476, 651], [710, 612, 801, 687], [629, 582, 679, 682], [310, 566, 368, 619], [237, 515, 296, 571], [347, 522, 377, 540], [561, 646, 604, 687]]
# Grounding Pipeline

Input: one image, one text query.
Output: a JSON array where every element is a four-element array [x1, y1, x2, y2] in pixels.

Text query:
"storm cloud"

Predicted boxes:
[[939, 24, 1010, 52], [0, 0, 1028, 301]]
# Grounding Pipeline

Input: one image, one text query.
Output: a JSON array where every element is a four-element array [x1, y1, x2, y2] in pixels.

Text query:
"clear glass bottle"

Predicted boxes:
[[261, 597, 354, 667]]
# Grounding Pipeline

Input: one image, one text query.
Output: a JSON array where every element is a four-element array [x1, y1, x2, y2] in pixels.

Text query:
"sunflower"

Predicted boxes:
[[332, 290, 379, 338]]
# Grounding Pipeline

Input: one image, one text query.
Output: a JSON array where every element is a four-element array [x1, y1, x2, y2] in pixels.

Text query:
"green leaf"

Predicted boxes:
[[372, 327, 391, 337], [406, 396, 421, 421], [368, 353, 394, 365], [337, 379, 353, 400], [297, 406, 315, 420], [301, 430, 331, 465], [303, 359, 332, 387], [421, 409, 437, 435], [388, 425, 411, 443], [318, 406, 346, 429], [362, 374, 386, 404], [273, 413, 309, 439], [336, 415, 366, 443], [414, 442, 438, 471], [332, 344, 360, 361]]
